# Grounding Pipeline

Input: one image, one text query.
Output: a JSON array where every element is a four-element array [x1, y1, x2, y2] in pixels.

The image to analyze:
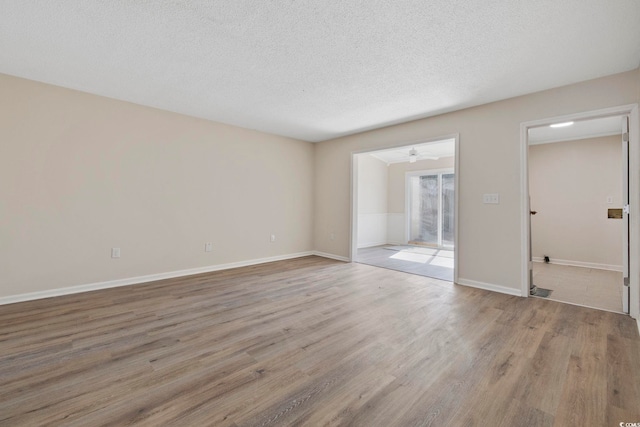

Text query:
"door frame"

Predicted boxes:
[[519, 104, 639, 319], [350, 134, 460, 284]]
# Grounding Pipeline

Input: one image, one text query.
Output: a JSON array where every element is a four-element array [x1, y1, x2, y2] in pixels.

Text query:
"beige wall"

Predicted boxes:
[[315, 69, 640, 291], [0, 73, 314, 298], [356, 154, 388, 247], [357, 155, 388, 214], [530, 136, 623, 268], [2, 69, 639, 301], [387, 156, 455, 214]]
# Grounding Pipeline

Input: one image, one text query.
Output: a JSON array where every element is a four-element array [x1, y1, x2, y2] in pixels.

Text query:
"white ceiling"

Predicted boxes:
[[369, 138, 455, 164], [528, 116, 624, 145], [1, 1, 639, 142]]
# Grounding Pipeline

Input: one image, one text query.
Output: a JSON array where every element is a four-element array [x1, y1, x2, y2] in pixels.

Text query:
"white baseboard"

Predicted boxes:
[[312, 251, 351, 262], [456, 278, 522, 297], [532, 257, 622, 272], [357, 241, 388, 249], [0, 251, 315, 306]]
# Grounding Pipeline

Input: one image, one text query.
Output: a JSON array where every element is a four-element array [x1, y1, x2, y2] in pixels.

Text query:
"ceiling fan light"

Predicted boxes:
[[409, 148, 418, 163]]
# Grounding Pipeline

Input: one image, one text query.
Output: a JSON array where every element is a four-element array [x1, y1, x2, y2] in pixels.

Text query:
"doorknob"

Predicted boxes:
[[530, 210, 537, 215]]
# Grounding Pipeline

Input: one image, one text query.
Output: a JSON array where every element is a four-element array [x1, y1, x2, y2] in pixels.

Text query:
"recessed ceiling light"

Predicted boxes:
[[550, 121, 574, 128]]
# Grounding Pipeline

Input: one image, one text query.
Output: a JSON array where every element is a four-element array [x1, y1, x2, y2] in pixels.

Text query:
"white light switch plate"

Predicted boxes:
[[483, 193, 500, 204]]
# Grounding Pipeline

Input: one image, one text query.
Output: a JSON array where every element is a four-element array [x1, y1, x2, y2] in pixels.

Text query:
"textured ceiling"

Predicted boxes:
[[1, 1, 639, 142]]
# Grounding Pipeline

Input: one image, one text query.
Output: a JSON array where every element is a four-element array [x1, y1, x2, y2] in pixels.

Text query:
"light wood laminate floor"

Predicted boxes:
[[1, 256, 639, 426]]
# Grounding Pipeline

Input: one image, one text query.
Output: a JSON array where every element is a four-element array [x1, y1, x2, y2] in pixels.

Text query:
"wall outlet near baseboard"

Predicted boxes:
[[270, 234, 276, 242], [111, 248, 121, 258], [204, 242, 213, 252]]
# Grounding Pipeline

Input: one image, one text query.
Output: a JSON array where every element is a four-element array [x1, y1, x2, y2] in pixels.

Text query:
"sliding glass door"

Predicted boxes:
[[407, 170, 455, 248], [441, 173, 455, 247]]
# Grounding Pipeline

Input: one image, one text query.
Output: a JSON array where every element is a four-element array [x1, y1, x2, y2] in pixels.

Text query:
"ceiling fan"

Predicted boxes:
[[408, 147, 440, 163]]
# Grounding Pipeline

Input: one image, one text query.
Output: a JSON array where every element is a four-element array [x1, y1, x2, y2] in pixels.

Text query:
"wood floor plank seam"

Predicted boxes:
[[0, 256, 638, 426]]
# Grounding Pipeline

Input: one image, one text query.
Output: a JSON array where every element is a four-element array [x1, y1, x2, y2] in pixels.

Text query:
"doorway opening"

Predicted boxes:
[[528, 115, 626, 312], [521, 104, 639, 319], [350, 136, 458, 283]]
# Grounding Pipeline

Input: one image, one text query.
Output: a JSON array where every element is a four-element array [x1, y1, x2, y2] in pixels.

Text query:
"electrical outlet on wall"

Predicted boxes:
[[204, 242, 213, 252], [330, 232, 335, 241], [111, 248, 121, 258], [270, 234, 276, 242]]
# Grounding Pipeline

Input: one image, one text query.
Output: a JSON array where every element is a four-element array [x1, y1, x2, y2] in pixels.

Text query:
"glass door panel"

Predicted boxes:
[[408, 171, 454, 248], [419, 175, 439, 245], [441, 173, 455, 247]]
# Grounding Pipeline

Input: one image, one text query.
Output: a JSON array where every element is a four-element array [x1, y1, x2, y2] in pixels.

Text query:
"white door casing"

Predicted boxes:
[[520, 104, 639, 320]]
